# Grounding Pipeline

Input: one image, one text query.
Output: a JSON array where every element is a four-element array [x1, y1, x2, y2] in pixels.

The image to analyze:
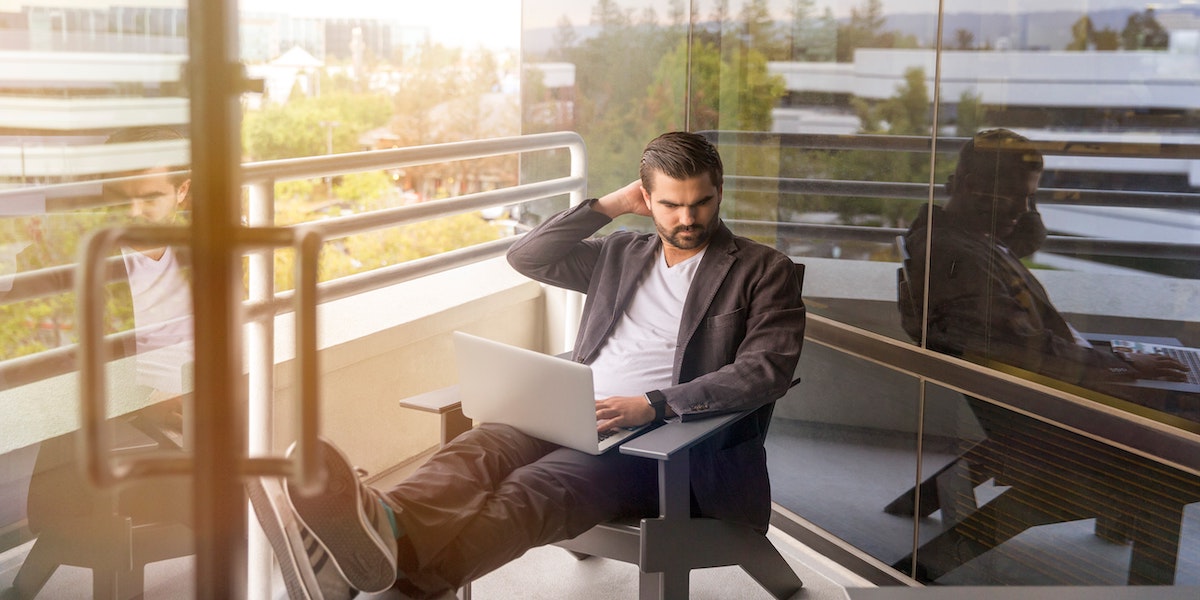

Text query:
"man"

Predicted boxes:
[[286, 131, 806, 596], [900, 128, 1186, 389]]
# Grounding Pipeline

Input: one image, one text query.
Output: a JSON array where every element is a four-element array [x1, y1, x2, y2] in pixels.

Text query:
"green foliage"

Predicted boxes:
[[1093, 28, 1121, 51], [243, 91, 391, 161], [836, 0, 917, 61], [955, 90, 987, 137], [799, 67, 944, 228], [271, 213, 503, 293], [647, 40, 785, 135], [334, 172, 393, 208], [1067, 14, 1094, 50], [1121, 9, 1169, 50], [0, 210, 136, 358]]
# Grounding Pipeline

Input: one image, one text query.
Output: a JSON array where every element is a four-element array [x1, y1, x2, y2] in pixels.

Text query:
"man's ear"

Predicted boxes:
[[641, 184, 652, 210], [176, 179, 191, 207]]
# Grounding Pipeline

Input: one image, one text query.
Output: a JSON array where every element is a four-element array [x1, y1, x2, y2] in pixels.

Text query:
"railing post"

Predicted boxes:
[[246, 181, 276, 600], [562, 136, 589, 351]]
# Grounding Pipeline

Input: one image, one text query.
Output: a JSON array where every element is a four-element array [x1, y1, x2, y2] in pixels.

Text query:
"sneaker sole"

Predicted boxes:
[[286, 440, 396, 593]]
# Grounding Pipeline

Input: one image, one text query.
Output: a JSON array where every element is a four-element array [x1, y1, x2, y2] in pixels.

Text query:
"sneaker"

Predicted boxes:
[[285, 438, 400, 594], [247, 476, 353, 600]]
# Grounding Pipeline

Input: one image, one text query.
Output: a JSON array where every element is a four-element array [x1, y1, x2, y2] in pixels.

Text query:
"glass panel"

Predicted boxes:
[[768, 344, 921, 570], [241, 3, 523, 598], [522, 0, 689, 225], [907, 0, 1200, 432], [909, 384, 1200, 585], [0, 1, 195, 596]]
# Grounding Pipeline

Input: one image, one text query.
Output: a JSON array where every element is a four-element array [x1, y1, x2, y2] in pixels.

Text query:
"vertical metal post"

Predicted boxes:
[[188, 0, 246, 597], [562, 138, 588, 351], [246, 182, 277, 599]]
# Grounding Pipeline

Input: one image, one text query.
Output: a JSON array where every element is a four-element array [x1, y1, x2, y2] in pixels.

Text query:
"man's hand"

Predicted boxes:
[[591, 180, 650, 219], [595, 395, 655, 432], [1123, 351, 1190, 382]]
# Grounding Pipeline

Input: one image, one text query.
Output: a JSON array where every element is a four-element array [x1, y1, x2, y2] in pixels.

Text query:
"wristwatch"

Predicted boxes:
[[645, 392, 667, 421]]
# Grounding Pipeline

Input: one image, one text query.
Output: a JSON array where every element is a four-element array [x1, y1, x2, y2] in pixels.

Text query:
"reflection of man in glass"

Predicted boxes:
[[103, 126, 195, 406], [899, 128, 1187, 388], [19, 127, 194, 592]]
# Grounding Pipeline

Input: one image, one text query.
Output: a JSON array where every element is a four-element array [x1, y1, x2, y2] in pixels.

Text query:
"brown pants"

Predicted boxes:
[[384, 423, 658, 592]]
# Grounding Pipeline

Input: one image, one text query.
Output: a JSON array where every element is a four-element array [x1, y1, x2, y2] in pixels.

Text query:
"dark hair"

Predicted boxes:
[[949, 128, 1043, 195], [639, 131, 724, 192]]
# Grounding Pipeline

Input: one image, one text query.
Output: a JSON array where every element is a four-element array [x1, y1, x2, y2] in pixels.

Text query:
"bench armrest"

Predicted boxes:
[[398, 385, 462, 414], [398, 385, 471, 445], [618, 411, 750, 461]]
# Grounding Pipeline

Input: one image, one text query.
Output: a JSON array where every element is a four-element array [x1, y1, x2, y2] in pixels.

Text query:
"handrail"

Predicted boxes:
[[727, 220, 1200, 261], [804, 314, 1200, 474], [3, 129, 1196, 390], [728, 175, 1200, 210], [1, 132, 587, 391], [703, 130, 1200, 160]]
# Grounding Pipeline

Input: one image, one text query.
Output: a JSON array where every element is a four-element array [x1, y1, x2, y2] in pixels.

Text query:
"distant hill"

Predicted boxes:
[[526, 7, 1198, 57], [884, 9, 1135, 50]]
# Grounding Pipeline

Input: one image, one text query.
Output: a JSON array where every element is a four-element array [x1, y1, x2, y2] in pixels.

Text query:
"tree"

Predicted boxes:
[[953, 28, 975, 51], [820, 67, 939, 227], [1122, 8, 1169, 50], [1067, 14, 1094, 51], [553, 2, 684, 199], [1093, 27, 1121, 51], [243, 92, 391, 161], [835, 0, 917, 62], [591, 0, 631, 29], [955, 90, 987, 137], [739, 0, 786, 59], [551, 14, 577, 60], [647, 39, 785, 135]]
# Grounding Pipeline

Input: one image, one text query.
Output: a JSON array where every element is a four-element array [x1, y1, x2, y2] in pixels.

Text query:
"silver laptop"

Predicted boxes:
[[452, 331, 649, 455]]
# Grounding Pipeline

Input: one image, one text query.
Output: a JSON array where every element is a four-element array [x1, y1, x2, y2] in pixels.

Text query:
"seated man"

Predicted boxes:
[[900, 128, 1187, 389], [284, 131, 806, 596]]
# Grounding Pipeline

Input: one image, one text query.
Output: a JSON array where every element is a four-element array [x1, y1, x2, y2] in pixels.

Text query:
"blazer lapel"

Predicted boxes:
[[677, 223, 736, 358]]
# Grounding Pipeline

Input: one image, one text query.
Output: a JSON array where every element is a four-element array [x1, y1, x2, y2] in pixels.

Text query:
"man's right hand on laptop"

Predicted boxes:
[[1118, 351, 1189, 381]]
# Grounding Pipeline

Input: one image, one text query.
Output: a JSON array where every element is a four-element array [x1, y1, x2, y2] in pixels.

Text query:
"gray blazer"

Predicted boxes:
[[507, 199, 806, 530]]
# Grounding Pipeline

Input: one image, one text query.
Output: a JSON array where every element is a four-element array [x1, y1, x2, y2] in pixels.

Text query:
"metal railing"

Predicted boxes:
[[0, 132, 586, 388], [5, 130, 1199, 390], [707, 131, 1200, 259]]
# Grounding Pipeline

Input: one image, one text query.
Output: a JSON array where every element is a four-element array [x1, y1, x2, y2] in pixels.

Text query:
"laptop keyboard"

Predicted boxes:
[[1154, 346, 1200, 385]]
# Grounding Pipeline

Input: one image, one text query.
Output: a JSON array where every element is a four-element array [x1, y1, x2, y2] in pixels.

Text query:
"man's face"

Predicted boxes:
[[641, 171, 722, 257], [964, 170, 1041, 238], [109, 168, 190, 226]]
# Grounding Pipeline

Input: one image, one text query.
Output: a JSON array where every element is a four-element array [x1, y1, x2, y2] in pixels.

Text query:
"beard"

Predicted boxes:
[[655, 216, 716, 251]]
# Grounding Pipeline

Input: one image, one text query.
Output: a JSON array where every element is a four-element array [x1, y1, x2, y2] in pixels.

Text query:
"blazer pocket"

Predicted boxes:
[[704, 306, 746, 330], [695, 308, 746, 368]]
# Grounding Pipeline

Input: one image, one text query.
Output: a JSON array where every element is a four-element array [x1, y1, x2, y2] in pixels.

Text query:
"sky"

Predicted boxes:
[[238, 0, 1191, 50]]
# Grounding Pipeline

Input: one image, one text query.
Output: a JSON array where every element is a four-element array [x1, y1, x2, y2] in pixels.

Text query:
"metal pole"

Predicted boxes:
[[246, 182, 277, 599], [188, 0, 247, 596]]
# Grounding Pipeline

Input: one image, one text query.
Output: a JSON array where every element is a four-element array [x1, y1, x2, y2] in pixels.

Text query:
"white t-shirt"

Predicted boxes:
[[122, 246, 195, 393], [590, 247, 706, 398]]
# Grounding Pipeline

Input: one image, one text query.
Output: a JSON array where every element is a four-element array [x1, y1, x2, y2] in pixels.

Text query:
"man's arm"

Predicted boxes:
[[924, 252, 1138, 384], [506, 181, 644, 293]]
